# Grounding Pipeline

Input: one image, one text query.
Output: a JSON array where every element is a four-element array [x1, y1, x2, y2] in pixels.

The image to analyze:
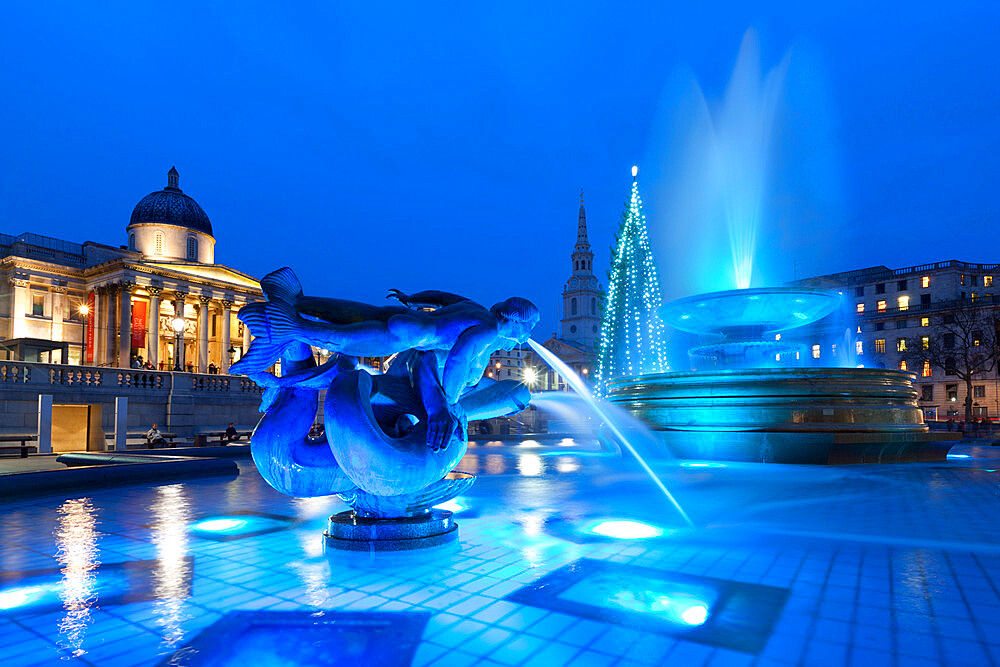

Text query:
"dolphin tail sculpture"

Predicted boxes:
[[249, 344, 357, 498]]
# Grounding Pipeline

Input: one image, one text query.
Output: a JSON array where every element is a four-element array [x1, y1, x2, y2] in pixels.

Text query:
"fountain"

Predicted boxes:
[[601, 33, 958, 464]]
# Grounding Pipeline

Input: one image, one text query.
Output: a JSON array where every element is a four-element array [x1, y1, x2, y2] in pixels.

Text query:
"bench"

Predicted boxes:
[[193, 429, 253, 446], [0, 435, 38, 458], [111, 431, 182, 451]]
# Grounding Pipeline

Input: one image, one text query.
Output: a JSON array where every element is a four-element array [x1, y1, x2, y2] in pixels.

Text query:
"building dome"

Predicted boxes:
[[129, 167, 213, 236]]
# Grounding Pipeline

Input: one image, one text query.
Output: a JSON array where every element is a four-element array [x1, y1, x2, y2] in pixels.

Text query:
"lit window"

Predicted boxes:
[[986, 276, 994, 287], [898, 360, 908, 371], [875, 339, 886, 354], [154, 232, 163, 255], [832, 344, 837, 356], [896, 338, 907, 352], [921, 317, 929, 327], [921, 276, 930, 288], [974, 385, 986, 398], [31, 294, 44, 316], [921, 336, 929, 350], [856, 303, 865, 313], [811, 344, 821, 359], [877, 300, 887, 312], [973, 331, 982, 346], [187, 236, 198, 261], [971, 293, 978, 301], [897, 296, 909, 311], [922, 360, 932, 377], [856, 340, 863, 355]]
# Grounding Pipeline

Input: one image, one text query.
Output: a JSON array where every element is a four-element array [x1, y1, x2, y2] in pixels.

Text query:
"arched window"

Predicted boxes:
[[154, 232, 163, 255], [571, 297, 577, 315], [187, 236, 198, 261], [129, 233, 136, 251]]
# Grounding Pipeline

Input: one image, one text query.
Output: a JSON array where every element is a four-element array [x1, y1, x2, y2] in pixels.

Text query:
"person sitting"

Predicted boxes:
[[208, 362, 218, 374], [224, 422, 240, 443], [145, 423, 166, 448]]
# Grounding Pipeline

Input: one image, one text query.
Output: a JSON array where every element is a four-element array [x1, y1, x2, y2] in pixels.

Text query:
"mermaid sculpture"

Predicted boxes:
[[230, 268, 537, 533]]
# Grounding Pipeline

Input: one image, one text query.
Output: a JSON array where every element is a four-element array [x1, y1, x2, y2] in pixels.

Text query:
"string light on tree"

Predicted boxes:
[[595, 165, 668, 396]]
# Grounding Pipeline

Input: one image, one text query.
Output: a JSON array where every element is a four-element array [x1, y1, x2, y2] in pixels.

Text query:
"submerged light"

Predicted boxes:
[[586, 519, 664, 540], [434, 498, 468, 514], [0, 584, 54, 611], [191, 518, 248, 532], [680, 461, 726, 468], [947, 454, 970, 459]]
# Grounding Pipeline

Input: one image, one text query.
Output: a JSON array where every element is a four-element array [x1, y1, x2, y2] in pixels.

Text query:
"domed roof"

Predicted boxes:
[[129, 167, 213, 236]]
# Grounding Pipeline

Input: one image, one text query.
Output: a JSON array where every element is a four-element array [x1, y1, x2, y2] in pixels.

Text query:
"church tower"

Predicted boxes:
[[560, 192, 604, 348]]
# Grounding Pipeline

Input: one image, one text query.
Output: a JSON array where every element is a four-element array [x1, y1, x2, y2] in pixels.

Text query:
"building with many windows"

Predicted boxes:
[[796, 260, 1000, 421], [0, 167, 263, 372]]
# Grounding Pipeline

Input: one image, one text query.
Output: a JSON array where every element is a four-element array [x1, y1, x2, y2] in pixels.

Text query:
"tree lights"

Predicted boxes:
[[594, 166, 668, 395]]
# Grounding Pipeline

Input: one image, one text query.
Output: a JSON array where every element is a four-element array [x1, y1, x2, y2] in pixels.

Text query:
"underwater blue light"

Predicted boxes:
[[681, 462, 727, 468], [680, 603, 710, 625], [193, 518, 248, 532], [434, 498, 468, 513], [585, 519, 664, 540], [947, 454, 970, 459], [0, 583, 59, 611]]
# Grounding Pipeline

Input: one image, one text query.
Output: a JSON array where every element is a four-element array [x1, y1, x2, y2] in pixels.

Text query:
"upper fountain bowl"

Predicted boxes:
[[660, 287, 841, 336]]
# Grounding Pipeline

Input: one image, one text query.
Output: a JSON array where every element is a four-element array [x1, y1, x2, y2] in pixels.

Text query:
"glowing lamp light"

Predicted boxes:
[[586, 519, 664, 540], [523, 367, 538, 386], [680, 461, 726, 468], [78, 304, 90, 316], [171, 317, 185, 333], [631, 165, 638, 177], [191, 518, 247, 532], [947, 454, 970, 459]]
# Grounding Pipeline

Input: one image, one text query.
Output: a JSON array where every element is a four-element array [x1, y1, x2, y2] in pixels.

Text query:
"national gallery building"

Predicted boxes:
[[0, 167, 262, 372]]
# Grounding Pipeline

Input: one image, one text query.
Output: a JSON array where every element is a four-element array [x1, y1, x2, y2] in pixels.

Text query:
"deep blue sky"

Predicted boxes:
[[1, 2, 997, 336]]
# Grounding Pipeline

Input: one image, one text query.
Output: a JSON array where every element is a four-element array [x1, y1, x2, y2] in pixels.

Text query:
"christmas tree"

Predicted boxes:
[[595, 166, 668, 395]]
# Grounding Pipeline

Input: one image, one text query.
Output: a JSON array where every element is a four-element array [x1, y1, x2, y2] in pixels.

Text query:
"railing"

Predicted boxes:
[[0, 361, 262, 395], [802, 260, 1000, 285]]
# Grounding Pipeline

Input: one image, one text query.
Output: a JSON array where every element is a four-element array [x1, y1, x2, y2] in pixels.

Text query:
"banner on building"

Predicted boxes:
[[85, 291, 95, 364], [131, 300, 147, 349]]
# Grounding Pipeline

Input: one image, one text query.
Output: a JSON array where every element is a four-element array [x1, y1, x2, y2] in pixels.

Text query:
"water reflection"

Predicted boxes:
[[152, 484, 193, 647], [54, 498, 100, 657], [518, 454, 543, 477]]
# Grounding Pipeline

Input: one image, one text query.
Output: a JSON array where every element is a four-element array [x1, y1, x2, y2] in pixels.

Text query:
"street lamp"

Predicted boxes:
[[78, 304, 90, 365], [227, 346, 236, 373], [172, 316, 185, 371]]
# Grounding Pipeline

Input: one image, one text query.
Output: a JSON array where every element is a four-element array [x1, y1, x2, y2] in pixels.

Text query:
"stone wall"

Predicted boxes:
[[0, 361, 263, 447]]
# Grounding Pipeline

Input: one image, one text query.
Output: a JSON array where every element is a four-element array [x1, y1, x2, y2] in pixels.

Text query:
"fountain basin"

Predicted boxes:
[[606, 368, 958, 464]]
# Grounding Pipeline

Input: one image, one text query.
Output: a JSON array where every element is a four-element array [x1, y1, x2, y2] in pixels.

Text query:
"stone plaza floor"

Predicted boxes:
[[0, 439, 999, 666]]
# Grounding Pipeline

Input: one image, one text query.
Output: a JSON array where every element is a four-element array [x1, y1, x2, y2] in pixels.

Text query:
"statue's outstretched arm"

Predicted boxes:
[[387, 289, 475, 310]]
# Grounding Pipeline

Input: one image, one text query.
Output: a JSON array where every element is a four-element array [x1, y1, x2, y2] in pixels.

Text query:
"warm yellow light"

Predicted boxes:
[[78, 305, 90, 316], [523, 367, 538, 386], [495, 362, 501, 369], [171, 317, 185, 333]]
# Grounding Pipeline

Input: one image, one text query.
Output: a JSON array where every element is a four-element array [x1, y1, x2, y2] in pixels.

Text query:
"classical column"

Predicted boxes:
[[91, 287, 102, 366], [118, 282, 133, 369], [197, 295, 211, 373], [8, 274, 29, 340], [173, 291, 187, 371], [50, 285, 66, 353], [220, 298, 233, 373], [146, 286, 161, 369], [105, 284, 119, 366]]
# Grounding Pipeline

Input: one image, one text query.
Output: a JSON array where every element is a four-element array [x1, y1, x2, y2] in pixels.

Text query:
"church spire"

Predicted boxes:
[[576, 189, 590, 251]]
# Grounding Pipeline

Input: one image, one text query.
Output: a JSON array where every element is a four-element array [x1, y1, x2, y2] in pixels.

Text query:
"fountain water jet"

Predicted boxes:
[[528, 339, 694, 527]]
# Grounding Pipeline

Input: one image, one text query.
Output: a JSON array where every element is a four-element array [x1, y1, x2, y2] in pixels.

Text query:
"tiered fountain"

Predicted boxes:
[[603, 33, 957, 464]]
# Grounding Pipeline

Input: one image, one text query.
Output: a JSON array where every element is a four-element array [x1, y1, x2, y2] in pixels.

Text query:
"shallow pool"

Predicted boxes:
[[1, 439, 999, 666]]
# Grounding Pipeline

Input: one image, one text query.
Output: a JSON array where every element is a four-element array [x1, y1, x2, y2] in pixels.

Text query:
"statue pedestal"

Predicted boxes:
[[324, 509, 459, 552]]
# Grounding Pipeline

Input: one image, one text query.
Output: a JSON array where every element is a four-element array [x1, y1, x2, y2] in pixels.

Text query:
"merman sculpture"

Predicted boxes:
[[230, 267, 538, 549]]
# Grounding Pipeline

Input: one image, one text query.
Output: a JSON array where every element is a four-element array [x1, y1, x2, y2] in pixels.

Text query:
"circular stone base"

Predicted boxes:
[[324, 510, 458, 552]]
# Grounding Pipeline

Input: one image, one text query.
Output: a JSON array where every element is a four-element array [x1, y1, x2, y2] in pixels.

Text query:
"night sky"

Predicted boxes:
[[1, 2, 997, 337]]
